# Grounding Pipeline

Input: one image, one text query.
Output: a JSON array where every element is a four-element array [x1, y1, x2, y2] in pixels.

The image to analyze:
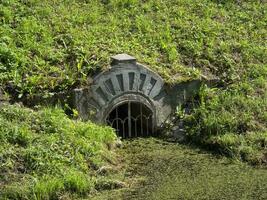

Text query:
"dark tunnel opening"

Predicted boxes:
[[106, 102, 154, 138]]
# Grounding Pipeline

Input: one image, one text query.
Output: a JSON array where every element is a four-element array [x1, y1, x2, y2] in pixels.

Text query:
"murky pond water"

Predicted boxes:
[[92, 138, 267, 200]]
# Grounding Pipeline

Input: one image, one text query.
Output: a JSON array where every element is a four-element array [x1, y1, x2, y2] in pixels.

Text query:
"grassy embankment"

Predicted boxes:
[[0, 104, 123, 199], [0, 0, 266, 168]]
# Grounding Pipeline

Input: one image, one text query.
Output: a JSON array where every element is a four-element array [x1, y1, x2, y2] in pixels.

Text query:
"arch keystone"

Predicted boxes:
[[111, 54, 136, 65]]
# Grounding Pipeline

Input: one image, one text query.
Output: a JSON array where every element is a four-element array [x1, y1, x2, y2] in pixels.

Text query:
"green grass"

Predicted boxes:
[[0, 103, 119, 199], [0, 0, 266, 172], [0, 0, 265, 96], [0, 0, 266, 163], [0, 1, 266, 198], [183, 79, 266, 164], [93, 138, 267, 200]]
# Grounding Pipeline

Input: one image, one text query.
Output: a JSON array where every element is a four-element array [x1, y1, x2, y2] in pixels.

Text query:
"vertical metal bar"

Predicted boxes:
[[128, 102, 131, 138], [151, 116, 154, 136], [140, 104, 143, 136], [146, 118, 149, 136], [116, 107, 119, 133], [122, 121, 125, 138], [135, 119, 137, 137]]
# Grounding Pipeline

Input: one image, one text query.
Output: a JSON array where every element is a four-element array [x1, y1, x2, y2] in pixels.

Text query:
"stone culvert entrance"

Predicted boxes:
[[72, 54, 202, 138]]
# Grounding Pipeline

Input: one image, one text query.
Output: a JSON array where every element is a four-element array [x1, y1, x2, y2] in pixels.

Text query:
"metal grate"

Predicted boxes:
[[106, 102, 153, 138]]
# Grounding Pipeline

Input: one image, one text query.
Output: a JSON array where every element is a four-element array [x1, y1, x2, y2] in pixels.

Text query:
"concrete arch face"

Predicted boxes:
[[89, 60, 164, 129], [72, 54, 202, 134]]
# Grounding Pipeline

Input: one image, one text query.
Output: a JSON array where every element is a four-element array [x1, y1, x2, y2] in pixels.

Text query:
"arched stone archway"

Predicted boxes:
[[72, 54, 202, 137], [89, 54, 164, 125]]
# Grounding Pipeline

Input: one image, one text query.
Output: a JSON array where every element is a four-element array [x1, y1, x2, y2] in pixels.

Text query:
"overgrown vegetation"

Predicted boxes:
[[0, 103, 120, 199], [0, 1, 266, 199], [1, 0, 265, 96], [183, 69, 266, 164], [0, 0, 266, 170]]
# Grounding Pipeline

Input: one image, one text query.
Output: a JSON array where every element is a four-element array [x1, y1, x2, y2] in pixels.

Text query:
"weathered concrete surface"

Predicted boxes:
[[72, 54, 202, 132]]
